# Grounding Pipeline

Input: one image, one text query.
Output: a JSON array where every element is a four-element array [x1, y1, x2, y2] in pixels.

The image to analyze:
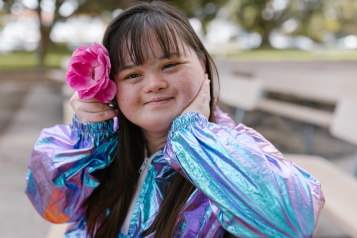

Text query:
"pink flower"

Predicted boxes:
[[65, 42, 117, 103]]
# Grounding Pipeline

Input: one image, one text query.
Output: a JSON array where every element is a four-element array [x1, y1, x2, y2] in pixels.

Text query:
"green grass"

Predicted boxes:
[[219, 49, 357, 62], [0, 51, 37, 71], [0, 48, 72, 71], [1, 48, 357, 71]]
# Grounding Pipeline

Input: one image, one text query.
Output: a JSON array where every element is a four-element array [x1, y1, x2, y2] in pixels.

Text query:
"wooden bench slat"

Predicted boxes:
[[330, 97, 357, 145], [257, 99, 333, 128], [219, 75, 263, 111]]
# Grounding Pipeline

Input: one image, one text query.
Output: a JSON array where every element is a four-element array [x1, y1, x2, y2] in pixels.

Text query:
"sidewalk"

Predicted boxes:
[[0, 82, 62, 238]]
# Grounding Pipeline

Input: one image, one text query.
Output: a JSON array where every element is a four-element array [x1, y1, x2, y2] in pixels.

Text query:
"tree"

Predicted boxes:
[[2, 0, 138, 67], [2, 0, 228, 67], [171, 0, 229, 34], [227, 0, 322, 47], [297, 0, 357, 40]]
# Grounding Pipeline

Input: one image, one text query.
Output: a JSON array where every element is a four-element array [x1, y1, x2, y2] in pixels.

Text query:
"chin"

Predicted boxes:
[[140, 113, 178, 133]]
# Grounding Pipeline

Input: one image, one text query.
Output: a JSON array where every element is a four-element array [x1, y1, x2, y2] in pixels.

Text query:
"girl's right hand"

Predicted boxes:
[[70, 92, 118, 123], [180, 74, 210, 119]]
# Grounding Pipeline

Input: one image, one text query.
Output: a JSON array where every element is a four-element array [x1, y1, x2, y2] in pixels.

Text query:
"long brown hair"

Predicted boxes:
[[85, 1, 219, 237]]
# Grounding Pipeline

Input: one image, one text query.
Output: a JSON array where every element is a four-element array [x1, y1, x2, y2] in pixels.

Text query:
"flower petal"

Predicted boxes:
[[103, 53, 111, 69], [91, 42, 109, 57], [70, 63, 92, 78], [66, 43, 112, 102], [94, 56, 106, 82], [77, 86, 103, 101], [70, 51, 97, 67], [66, 70, 94, 90], [94, 80, 117, 103], [78, 90, 93, 101], [80, 83, 101, 100]]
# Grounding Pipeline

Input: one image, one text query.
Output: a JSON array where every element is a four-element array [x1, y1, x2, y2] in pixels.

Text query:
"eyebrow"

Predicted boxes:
[[121, 52, 180, 71]]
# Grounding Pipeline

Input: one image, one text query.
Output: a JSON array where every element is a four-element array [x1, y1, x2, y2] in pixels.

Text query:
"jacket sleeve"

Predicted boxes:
[[25, 115, 118, 223], [164, 112, 324, 238]]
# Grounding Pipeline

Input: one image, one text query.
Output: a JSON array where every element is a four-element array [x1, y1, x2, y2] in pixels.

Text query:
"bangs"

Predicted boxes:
[[110, 12, 189, 73]]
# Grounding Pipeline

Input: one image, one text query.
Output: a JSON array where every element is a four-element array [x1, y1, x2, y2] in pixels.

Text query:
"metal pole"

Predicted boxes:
[[304, 123, 314, 155], [234, 108, 245, 124], [352, 149, 357, 177], [304, 101, 315, 155]]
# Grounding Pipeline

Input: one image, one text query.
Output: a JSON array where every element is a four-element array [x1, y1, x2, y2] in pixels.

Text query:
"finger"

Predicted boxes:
[[86, 110, 119, 123], [198, 78, 210, 98], [198, 79, 210, 105], [198, 74, 207, 91], [108, 99, 117, 105], [70, 92, 98, 105], [77, 98, 101, 103], [79, 97, 118, 104], [81, 102, 116, 113], [76, 109, 118, 123], [74, 102, 116, 114]]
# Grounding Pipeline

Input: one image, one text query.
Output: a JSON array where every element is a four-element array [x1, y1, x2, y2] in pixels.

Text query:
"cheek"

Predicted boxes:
[[175, 69, 204, 105], [116, 83, 140, 120]]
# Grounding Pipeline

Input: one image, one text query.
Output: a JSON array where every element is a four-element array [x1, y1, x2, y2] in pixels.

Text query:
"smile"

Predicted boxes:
[[145, 97, 174, 106]]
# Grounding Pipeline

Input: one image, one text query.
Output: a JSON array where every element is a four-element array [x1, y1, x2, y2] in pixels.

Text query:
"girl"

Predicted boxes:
[[25, 1, 324, 238]]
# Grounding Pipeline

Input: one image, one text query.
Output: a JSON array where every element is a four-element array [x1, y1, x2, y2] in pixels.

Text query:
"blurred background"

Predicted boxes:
[[0, 0, 356, 237]]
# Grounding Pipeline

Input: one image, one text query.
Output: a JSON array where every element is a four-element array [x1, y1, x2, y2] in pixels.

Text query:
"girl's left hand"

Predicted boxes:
[[180, 74, 210, 119]]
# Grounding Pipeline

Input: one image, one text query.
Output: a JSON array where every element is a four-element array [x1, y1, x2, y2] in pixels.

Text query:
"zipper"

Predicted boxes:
[[139, 157, 150, 174], [121, 150, 162, 235]]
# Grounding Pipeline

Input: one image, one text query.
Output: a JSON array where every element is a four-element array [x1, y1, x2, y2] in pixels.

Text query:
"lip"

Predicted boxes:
[[145, 96, 174, 106]]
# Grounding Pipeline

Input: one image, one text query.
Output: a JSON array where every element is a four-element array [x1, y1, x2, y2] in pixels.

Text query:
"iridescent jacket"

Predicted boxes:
[[25, 109, 324, 238]]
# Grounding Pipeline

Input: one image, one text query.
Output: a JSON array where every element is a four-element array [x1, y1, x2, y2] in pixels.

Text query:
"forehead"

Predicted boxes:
[[119, 29, 191, 68]]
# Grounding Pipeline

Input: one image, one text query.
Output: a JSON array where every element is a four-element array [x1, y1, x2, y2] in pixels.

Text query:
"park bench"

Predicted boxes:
[[219, 74, 336, 154], [219, 74, 264, 123], [219, 74, 334, 127], [220, 74, 357, 236], [256, 98, 333, 128], [329, 97, 357, 176]]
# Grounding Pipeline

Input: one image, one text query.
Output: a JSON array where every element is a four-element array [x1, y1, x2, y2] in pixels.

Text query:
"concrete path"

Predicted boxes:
[[0, 80, 62, 238]]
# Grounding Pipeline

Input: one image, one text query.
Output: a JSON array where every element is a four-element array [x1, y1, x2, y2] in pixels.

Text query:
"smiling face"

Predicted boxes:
[[113, 33, 206, 136]]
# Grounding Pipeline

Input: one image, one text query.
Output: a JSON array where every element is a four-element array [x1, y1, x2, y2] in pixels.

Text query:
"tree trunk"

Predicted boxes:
[[260, 30, 271, 47], [36, 0, 52, 69], [260, 25, 272, 48], [38, 24, 52, 67], [255, 13, 273, 49]]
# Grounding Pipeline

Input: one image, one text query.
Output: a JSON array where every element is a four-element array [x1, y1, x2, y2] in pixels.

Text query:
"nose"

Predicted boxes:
[[143, 74, 168, 93]]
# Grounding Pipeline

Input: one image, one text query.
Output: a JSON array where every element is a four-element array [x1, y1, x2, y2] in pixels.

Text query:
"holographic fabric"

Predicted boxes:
[[25, 109, 324, 238]]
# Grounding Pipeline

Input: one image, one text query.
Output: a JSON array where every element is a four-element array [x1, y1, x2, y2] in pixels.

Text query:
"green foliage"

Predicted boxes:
[[228, 0, 357, 47], [171, 0, 228, 33], [228, 0, 323, 46], [224, 49, 357, 61], [3, 0, 357, 53], [78, 0, 230, 33], [0, 48, 72, 71]]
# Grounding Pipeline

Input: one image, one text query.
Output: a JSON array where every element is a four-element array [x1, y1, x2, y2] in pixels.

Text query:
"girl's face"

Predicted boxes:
[[113, 35, 206, 134]]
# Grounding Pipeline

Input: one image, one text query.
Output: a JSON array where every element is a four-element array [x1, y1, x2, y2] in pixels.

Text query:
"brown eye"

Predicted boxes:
[[163, 63, 178, 69], [127, 74, 141, 79]]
